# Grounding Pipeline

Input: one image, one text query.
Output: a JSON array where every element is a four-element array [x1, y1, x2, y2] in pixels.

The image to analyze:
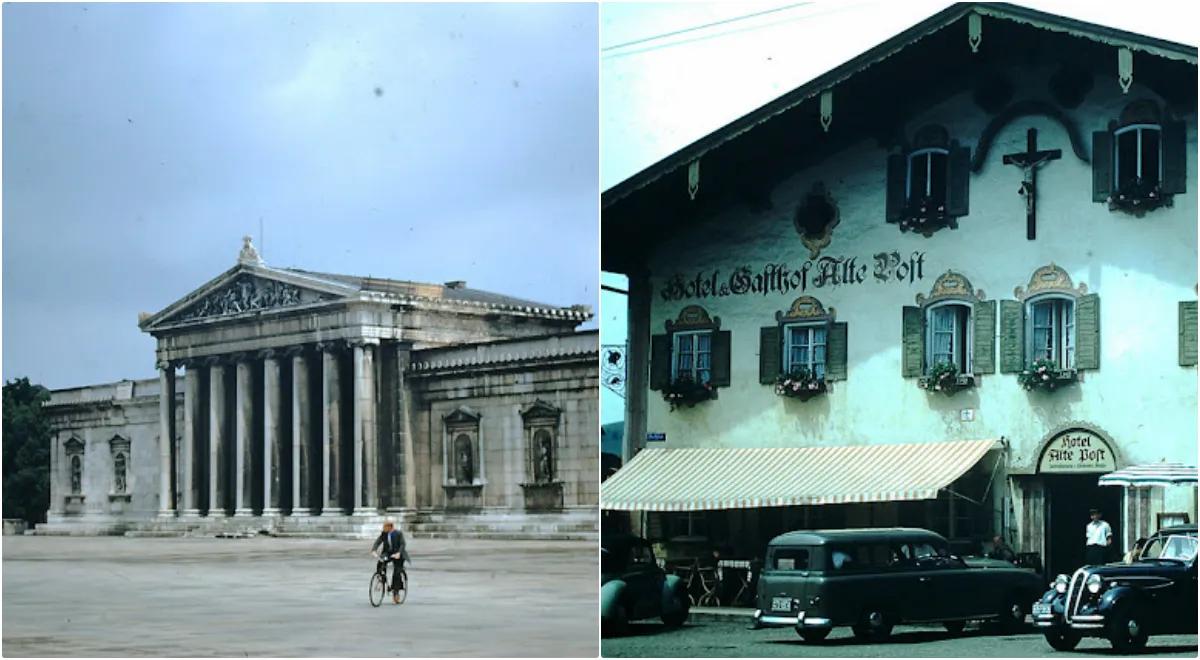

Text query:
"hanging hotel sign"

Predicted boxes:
[[658, 252, 927, 302], [1037, 429, 1117, 473]]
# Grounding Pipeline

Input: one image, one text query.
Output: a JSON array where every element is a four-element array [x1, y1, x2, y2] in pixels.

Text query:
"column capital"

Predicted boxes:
[[283, 345, 308, 359], [348, 338, 381, 349], [201, 355, 227, 367], [316, 340, 342, 354], [259, 348, 280, 361], [179, 357, 204, 370], [156, 359, 175, 371]]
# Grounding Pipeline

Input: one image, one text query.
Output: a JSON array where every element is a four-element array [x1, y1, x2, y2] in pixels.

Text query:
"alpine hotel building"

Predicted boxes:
[[601, 3, 1198, 578]]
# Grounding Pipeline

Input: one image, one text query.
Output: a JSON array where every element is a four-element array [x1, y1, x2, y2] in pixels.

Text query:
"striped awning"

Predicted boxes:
[[1098, 463, 1199, 488], [600, 439, 996, 512]]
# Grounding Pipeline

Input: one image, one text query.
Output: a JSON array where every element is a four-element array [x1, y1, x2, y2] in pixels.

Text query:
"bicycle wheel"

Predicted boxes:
[[369, 571, 387, 607], [394, 568, 408, 605]]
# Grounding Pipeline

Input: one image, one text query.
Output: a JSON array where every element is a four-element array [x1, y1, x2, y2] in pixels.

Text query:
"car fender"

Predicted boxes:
[[661, 574, 688, 613], [601, 580, 628, 620], [1098, 585, 1145, 613]]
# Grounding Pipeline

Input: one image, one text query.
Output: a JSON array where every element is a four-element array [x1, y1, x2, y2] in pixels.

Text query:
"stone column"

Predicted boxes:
[[352, 340, 379, 516], [291, 348, 312, 516], [180, 362, 202, 517], [158, 361, 177, 517], [262, 350, 283, 517], [320, 342, 343, 516], [207, 359, 228, 517], [390, 345, 417, 515], [234, 356, 255, 517]]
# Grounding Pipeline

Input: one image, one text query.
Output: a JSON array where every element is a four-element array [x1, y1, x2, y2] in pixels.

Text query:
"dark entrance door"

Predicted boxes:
[[1044, 473, 1122, 578]]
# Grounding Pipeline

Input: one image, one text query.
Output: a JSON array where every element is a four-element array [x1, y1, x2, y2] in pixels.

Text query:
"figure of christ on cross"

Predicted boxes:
[[1003, 127, 1062, 241]]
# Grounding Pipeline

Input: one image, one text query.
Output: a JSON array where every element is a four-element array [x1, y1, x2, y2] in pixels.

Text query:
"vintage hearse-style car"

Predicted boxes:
[[600, 533, 690, 636], [1033, 524, 1198, 653], [752, 528, 1044, 643]]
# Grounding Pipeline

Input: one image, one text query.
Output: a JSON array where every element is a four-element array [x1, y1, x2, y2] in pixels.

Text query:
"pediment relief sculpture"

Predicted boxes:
[[176, 274, 333, 323]]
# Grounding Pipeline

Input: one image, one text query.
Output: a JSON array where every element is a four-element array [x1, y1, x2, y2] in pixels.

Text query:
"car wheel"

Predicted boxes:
[[1107, 606, 1149, 654], [1043, 628, 1082, 652], [852, 608, 893, 642], [797, 628, 830, 643], [603, 603, 629, 638], [999, 594, 1027, 633], [661, 591, 689, 628], [943, 620, 966, 635]]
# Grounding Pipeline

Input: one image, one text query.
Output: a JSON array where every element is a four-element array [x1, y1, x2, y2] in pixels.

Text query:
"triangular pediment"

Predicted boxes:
[[140, 265, 357, 331], [443, 406, 481, 426], [520, 399, 561, 423]]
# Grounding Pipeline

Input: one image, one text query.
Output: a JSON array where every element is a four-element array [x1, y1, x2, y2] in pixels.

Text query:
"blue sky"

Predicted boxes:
[[2, 2, 599, 389], [599, 0, 1197, 424]]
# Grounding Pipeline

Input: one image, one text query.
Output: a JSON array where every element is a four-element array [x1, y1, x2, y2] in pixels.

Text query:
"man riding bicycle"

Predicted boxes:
[[371, 519, 408, 603]]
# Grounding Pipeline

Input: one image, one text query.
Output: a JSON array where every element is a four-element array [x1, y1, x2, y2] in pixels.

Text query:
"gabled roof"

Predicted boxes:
[[602, 2, 1197, 211]]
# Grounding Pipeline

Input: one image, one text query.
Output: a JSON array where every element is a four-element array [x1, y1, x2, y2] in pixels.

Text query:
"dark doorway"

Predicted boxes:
[[1044, 473, 1122, 578]]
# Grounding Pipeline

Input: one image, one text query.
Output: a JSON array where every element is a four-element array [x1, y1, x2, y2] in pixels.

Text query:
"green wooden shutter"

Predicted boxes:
[[1179, 301, 1198, 367], [759, 326, 782, 384], [999, 300, 1025, 373], [1161, 120, 1187, 195], [972, 300, 997, 375], [945, 145, 971, 218], [1075, 293, 1101, 371], [1092, 131, 1114, 202], [902, 306, 924, 378], [650, 334, 671, 391], [827, 322, 849, 381], [710, 330, 733, 387], [885, 153, 907, 223]]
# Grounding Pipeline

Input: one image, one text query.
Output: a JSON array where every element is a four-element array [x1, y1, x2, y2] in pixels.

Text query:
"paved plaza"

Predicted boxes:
[[2, 535, 598, 657]]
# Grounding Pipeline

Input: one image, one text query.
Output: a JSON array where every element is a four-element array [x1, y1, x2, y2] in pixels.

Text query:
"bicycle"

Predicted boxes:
[[369, 555, 409, 607]]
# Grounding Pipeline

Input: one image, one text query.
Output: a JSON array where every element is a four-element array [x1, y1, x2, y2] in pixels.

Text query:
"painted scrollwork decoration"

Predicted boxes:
[[601, 344, 627, 399], [178, 275, 326, 322], [792, 182, 840, 260]]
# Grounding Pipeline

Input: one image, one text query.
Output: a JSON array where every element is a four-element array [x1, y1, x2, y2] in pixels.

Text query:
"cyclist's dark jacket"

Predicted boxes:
[[373, 529, 407, 558]]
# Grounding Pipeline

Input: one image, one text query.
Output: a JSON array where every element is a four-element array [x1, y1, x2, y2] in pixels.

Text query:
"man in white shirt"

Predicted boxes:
[[1085, 508, 1113, 565]]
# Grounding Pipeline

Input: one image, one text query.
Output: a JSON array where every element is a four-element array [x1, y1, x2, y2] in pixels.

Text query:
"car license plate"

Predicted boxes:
[[1032, 602, 1051, 616], [771, 597, 793, 612]]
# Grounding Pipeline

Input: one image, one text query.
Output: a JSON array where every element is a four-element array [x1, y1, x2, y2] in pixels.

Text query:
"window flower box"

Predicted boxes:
[[918, 362, 975, 396], [1106, 177, 1171, 216], [1017, 358, 1077, 392], [774, 368, 828, 402], [663, 376, 714, 411], [898, 195, 954, 237]]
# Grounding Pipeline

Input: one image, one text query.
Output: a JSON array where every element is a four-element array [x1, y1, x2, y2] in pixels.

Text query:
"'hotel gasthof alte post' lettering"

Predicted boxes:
[[659, 252, 927, 302], [1037, 429, 1118, 473]]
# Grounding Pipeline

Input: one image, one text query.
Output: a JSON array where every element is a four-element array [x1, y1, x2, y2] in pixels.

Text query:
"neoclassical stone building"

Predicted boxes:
[[40, 239, 599, 538]]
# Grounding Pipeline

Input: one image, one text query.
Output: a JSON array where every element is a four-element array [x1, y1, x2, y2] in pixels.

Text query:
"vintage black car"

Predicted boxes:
[[600, 533, 690, 636], [752, 528, 1044, 643], [1033, 524, 1198, 653]]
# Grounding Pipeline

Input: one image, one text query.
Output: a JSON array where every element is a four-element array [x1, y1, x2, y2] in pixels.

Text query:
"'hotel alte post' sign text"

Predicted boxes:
[[1037, 429, 1117, 474], [658, 252, 928, 302]]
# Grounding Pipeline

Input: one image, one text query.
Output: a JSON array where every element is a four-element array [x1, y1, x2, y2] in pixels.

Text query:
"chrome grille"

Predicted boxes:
[[1064, 569, 1088, 622]]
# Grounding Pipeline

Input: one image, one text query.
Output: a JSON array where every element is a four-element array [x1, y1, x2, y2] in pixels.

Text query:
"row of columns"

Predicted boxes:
[[158, 338, 380, 518]]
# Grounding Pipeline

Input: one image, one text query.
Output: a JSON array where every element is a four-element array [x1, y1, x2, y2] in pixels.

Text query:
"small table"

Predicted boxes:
[[718, 559, 754, 606]]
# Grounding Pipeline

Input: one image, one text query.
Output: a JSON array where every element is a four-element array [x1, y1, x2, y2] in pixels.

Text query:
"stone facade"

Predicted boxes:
[[39, 239, 599, 539], [603, 7, 1197, 575]]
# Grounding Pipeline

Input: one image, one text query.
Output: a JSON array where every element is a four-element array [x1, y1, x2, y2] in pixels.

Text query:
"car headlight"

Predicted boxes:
[[1086, 573, 1104, 594], [1054, 574, 1069, 594]]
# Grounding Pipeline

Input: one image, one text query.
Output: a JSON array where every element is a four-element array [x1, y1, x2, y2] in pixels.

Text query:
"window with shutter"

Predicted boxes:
[[901, 306, 924, 378], [1012, 264, 1095, 389], [767, 296, 843, 389], [910, 271, 987, 386], [660, 305, 725, 408], [890, 126, 971, 236], [759, 326, 783, 384], [972, 300, 997, 375], [1096, 101, 1186, 214], [1179, 301, 1198, 367]]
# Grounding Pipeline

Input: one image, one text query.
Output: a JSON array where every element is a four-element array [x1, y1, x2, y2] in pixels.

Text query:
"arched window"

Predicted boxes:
[[926, 302, 972, 373]]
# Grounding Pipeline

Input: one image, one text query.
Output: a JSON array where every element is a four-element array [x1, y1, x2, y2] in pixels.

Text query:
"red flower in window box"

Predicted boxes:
[[663, 375, 714, 411], [773, 368, 827, 401]]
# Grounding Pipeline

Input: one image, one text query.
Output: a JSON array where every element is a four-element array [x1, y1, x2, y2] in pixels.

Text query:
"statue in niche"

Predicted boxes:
[[113, 453, 127, 493], [455, 434, 474, 484], [71, 455, 82, 494], [535, 430, 554, 483]]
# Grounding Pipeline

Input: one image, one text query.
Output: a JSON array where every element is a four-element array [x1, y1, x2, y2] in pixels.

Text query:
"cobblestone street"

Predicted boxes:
[[602, 618, 1198, 658], [2, 535, 598, 657]]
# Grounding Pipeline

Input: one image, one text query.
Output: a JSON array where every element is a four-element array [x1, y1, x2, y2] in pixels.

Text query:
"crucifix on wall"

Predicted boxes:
[[1003, 128, 1062, 241]]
